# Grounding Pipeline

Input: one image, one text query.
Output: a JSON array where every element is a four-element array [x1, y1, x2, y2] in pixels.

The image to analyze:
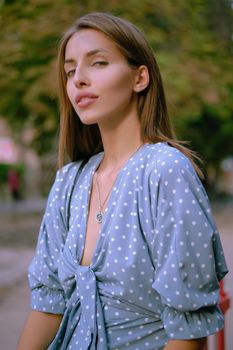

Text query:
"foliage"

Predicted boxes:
[[0, 0, 232, 182], [176, 102, 233, 185]]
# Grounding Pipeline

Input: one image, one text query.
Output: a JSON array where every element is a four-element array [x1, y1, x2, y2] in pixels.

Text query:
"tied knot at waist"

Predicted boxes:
[[75, 265, 98, 332]]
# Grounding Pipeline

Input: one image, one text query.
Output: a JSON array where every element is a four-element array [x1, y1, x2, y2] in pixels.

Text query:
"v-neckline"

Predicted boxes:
[[79, 144, 147, 268]]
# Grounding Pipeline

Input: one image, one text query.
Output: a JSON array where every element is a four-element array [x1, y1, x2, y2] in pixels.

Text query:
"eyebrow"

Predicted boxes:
[[64, 48, 109, 64]]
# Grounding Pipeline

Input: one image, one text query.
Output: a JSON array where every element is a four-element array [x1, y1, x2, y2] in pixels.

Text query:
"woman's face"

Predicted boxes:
[[64, 29, 141, 126]]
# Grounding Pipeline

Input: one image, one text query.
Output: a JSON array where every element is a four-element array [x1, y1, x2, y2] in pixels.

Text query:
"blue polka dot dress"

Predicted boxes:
[[28, 143, 228, 349]]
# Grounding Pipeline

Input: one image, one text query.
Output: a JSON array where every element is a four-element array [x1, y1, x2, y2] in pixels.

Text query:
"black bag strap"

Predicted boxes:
[[66, 159, 87, 231]]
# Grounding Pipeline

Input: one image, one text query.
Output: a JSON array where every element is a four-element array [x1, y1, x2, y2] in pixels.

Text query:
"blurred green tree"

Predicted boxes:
[[0, 0, 232, 186]]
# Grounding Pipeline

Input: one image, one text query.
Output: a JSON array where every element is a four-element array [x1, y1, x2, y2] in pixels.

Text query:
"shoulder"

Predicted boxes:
[[44, 161, 85, 227], [48, 161, 84, 203], [55, 161, 83, 182], [53, 152, 103, 190], [144, 142, 197, 180]]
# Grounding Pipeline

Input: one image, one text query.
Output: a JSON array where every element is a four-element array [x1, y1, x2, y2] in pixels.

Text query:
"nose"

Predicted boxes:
[[73, 66, 89, 87]]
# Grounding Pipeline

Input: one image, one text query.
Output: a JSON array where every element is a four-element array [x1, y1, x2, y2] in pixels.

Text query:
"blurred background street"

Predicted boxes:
[[0, 198, 45, 349], [0, 0, 232, 349]]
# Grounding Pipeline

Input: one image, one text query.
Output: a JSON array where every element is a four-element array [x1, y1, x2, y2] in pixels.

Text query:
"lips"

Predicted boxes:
[[75, 92, 99, 108]]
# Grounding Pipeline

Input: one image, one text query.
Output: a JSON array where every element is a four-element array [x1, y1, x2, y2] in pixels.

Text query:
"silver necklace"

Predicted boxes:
[[95, 144, 144, 224], [95, 172, 115, 224]]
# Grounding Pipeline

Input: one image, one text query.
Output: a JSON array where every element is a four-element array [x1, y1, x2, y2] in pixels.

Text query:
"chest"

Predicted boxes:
[[67, 166, 157, 267], [79, 173, 118, 266]]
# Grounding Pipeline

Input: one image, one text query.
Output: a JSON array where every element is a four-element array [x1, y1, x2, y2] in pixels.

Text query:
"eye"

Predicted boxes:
[[66, 68, 76, 78], [92, 61, 108, 67]]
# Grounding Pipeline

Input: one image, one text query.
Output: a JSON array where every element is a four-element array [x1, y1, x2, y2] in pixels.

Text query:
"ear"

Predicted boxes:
[[133, 65, 149, 92]]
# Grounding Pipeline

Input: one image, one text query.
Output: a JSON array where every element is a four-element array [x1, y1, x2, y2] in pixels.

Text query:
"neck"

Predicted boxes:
[[97, 113, 143, 174]]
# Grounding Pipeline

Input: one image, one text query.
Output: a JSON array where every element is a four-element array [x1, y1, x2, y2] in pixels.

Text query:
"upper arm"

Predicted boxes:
[[28, 162, 83, 314], [148, 147, 228, 340]]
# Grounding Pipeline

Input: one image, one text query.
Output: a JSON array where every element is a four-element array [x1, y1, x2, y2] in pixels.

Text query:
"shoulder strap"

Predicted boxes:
[[66, 160, 86, 231]]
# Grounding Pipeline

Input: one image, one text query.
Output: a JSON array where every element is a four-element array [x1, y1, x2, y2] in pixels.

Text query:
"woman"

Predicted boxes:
[[18, 12, 228, 350]]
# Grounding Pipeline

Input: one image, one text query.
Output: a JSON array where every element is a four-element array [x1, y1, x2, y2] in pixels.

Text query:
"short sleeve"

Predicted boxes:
[[150, 149, 228, 340], [28, 162, 81, 314]]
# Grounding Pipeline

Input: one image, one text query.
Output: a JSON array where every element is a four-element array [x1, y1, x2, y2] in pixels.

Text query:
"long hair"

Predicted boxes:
[[57, 12, 202, 176]]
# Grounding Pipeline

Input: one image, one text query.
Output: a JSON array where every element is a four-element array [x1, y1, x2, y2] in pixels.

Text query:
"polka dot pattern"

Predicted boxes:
[[28, 143, 228, 349]]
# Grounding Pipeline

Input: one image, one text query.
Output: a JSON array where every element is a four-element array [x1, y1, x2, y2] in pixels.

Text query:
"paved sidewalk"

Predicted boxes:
[[0, 197, 46, 215], [0, 198, 44, 349], [0, 248, 34, 349], [0, 277, 32, 349], [0, 248, 34, 287]]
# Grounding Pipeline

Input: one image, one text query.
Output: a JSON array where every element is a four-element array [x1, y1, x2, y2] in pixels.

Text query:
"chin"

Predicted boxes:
[[77, 115, 100, 126], [77, 111, 108, 126]]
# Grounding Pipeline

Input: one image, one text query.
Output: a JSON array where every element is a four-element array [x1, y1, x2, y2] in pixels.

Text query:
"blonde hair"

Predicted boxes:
[[57, 12, 202, 176]]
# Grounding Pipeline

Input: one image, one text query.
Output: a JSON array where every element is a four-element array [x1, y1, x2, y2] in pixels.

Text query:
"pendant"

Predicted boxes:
[[96, 210, 103, 224]]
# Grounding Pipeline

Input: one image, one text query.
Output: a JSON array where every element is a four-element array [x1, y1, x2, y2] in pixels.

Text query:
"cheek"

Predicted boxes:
[[110, 76, 133, 95], [102, 67, 135, 98]]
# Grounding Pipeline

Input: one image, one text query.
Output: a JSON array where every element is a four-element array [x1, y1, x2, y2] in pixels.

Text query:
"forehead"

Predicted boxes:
[[65, 29, 121, 59]]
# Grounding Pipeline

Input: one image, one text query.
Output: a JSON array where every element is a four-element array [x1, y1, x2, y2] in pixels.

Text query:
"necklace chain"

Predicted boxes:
[[95, 144, 144, 224], [95, 172, 115, 224]]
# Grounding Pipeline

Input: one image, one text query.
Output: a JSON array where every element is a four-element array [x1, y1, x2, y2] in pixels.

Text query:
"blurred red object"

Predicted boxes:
[[204, 280, 231, 350]]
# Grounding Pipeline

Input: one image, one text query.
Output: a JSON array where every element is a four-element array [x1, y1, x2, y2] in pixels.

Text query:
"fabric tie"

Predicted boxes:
[[48, 248, 108, 349]]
